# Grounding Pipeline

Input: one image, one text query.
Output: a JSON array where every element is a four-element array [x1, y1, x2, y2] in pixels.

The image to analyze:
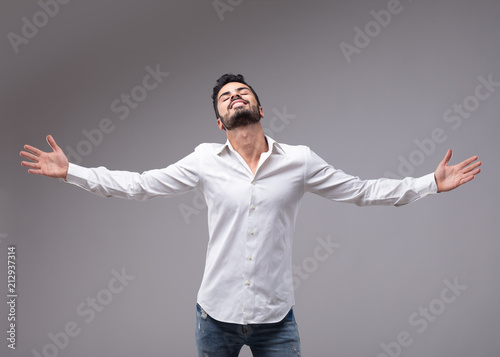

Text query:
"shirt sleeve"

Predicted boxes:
[[304, 147, 438, 207], [64, 149, 200, 201]]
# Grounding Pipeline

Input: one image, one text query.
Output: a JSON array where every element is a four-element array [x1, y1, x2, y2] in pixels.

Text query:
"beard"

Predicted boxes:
[[219, 103, 261, 131]]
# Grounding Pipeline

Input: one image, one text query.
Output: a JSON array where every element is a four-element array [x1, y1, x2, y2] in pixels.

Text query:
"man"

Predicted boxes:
[[20, 73, 481, 356]]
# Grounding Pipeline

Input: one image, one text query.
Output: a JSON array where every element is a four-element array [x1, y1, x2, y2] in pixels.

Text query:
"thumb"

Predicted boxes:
[[46, 135, 61, 152], [441, 149, 452, 167]]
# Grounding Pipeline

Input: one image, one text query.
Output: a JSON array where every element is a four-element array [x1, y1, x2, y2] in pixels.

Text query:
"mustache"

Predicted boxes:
[[228, 98, 248, 110]]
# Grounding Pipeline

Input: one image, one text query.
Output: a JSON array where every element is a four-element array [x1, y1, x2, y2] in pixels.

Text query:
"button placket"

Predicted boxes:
[[242, 178, 258, 321]]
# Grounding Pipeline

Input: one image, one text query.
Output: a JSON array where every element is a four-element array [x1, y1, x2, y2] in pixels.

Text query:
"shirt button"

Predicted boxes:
[[246, 281, 251, 286], [248, 256, 252, 260], [251, 181, 256, 185], [250, 230, 254, 235], [251, 205, 256, 211]]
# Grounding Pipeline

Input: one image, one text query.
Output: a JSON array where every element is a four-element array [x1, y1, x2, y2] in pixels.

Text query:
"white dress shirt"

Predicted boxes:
[[65, 136, 437, 324]]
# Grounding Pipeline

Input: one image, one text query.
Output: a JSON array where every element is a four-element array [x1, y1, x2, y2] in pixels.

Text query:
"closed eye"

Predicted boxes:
[[218, 87, 251, 103]]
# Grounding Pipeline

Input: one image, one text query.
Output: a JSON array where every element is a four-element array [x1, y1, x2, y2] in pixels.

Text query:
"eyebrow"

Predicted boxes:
[[218, 87, 250, 101]]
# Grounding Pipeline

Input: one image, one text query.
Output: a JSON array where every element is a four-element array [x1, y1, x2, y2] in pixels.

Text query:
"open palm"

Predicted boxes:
[[434, 149, 482, 192], [20, 135, 69, 179]]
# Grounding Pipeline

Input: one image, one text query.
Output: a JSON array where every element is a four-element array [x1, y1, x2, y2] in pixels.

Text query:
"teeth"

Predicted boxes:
[[232, 101, 245, 108]]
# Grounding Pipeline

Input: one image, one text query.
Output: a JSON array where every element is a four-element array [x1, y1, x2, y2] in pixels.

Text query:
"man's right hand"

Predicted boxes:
[[20, 135, 69, 180]]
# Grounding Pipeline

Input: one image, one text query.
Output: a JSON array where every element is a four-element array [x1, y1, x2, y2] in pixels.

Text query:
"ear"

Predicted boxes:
[[217, 118, 226, 131], [259, 106, 264, 119]]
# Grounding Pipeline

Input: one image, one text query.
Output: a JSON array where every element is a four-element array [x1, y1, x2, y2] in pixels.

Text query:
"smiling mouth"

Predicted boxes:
[[230, 100, 247, 109]]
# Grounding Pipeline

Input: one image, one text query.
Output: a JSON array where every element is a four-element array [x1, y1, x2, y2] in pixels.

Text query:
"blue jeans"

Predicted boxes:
[[195, 304, 301, 356]]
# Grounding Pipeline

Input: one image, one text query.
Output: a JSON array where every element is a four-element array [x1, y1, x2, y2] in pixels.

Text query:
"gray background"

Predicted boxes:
[[1, 0, 499, 356]]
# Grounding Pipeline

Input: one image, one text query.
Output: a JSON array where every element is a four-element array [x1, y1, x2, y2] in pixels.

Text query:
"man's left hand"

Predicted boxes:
[[434, 149, 482, 193]]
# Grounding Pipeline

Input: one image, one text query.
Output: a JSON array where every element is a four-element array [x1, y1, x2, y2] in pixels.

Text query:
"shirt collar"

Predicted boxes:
[[216, 135, 286, 156]]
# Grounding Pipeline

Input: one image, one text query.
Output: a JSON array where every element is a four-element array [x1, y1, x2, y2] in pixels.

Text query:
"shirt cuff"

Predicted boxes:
[[64, 163, 90, 187], [414, 172, 438, 197]]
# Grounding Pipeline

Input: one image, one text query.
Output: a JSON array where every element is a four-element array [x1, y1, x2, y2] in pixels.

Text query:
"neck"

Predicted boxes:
[[226, 122, 268, 173]]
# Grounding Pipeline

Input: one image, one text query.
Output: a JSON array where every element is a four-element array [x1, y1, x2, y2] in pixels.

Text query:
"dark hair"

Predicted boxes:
[[211, 73, 261, 118]]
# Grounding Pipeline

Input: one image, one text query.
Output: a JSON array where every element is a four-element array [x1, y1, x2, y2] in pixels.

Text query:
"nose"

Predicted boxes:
[[228, 93, 245, 109], [230, 92, 242, 101]]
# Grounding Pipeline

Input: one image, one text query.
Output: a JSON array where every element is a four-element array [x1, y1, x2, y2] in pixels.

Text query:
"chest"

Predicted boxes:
[[200, 153, 304, 211]]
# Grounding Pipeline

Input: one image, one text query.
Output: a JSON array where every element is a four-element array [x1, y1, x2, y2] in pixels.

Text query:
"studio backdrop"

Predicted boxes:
[[1, 0, 499, 356]]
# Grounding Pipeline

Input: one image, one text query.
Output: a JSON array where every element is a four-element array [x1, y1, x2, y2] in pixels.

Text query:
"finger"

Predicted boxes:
[[462, 160, 482, 173], [459, 167, 481, 183], [19, 150, 39, 162], [460, 169, 480, 184], [23, 144, 43, 156], [21, 161, 39, 169], [46, 135, 60, 152], [459, 175, 475, 186], [458, 155, 479, 169], [27, 168, 44, 175], [468, 167, 481, 176]]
